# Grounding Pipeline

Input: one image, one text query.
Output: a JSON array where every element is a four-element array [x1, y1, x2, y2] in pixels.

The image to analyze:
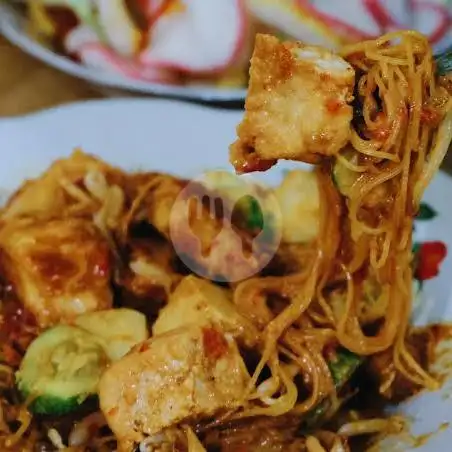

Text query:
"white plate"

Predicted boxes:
[[0, 4, 247, 103], [0, 98, 451, 451]]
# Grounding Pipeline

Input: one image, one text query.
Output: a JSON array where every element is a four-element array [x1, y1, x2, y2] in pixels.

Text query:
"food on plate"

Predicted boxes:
[[229, 34, 355, 170], [275, 169, 321, 244], [0, 218, 113, 328], [227, 27, 451, 445], [16, 325, 109, 416], [0, 30, 451, 452], [73, 308, 149, 361], [99, 324, 249, 451], [152, 275, 259, 347], [231, 31, 451, 172], [13, 0, 451, 89]]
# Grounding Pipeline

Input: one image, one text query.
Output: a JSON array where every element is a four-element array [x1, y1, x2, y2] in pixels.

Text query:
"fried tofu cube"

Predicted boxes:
[[1, 150, 123, 220], [275, 170, 321, 244], [99, 324, 249, 451], [230, 34, 355, 172], [153, 275, 258, 347], [0, 218, 112, 327]]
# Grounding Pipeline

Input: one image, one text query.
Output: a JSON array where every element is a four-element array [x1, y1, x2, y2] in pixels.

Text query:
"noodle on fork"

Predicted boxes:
[[232, 30, 450, 420]]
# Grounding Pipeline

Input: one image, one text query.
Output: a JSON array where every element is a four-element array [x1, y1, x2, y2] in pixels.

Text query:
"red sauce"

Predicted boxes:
[[46, 7, 79, 56], [236, 155, 277, 174], [45, 6, 79, 37], [90, 245, 111, 279], [108, 406, 119, 417], [369, 112, 391, 141], [326, 98, 344, 114], [30, 251, 78, 291], [235, 447, 248, 452], [429, 324, 452, 346], [420, 106, 442, 126], [29, 242, 111, 294], [139, 342, 150, 353], [125, 0, 148, 29], [323, 343, 338, 362], [0, 297, 37, 366], [202, 328, 228, 361]]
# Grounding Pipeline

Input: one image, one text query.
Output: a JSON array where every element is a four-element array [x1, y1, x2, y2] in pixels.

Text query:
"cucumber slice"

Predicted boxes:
[[328, 348, 363, 388], [303, 349, 363, 428], [74, 308, 149, 361], [332, 158, 357, 197], [435, 46, 452, 76], [16, 325, 108, 415]]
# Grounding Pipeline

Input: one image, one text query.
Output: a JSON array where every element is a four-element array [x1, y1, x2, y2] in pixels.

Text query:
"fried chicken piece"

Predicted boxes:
[[99, 324, 249, 452], [0, 218, 112, 327], [230, 34, 355, 173]]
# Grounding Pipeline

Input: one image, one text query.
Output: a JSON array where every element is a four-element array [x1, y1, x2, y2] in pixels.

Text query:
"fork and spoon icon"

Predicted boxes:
[[169, 171, 282, 283]]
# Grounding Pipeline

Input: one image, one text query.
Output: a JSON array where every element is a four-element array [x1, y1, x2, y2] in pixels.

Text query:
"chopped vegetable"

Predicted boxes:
[[74, 308, 149, 361], [435, 45, 452, 76], [303, 348, 363, 428], [416, 202, 437, 220], [237, 195, 265, 231], [332, 158, 357, 197], [414, 241, 447, 281], [328, 348, 363, 388], [16, 325, 109, 415]]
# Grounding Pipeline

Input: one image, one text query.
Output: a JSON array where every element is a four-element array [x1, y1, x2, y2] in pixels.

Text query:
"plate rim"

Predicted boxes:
[[1, 95, 451, 185], [0, 4, 248, 103], [2, 96, 451, 181], [0, 96, 243, 123]]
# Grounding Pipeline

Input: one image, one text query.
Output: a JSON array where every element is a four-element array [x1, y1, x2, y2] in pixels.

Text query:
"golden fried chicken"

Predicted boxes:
[[230, 34, 355, 172]]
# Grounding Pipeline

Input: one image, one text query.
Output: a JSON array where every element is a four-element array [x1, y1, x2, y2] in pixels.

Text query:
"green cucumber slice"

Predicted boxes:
[[16, 325, 108, 415], [74, 308, 149, 361]]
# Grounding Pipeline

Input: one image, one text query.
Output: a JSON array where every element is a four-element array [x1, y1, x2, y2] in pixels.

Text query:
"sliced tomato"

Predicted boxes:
[[415, 241, 447, 281]]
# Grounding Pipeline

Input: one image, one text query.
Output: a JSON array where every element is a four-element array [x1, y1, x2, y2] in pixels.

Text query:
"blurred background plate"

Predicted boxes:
[[0, 3, 248, 103], [1, 0, 451, 106]]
